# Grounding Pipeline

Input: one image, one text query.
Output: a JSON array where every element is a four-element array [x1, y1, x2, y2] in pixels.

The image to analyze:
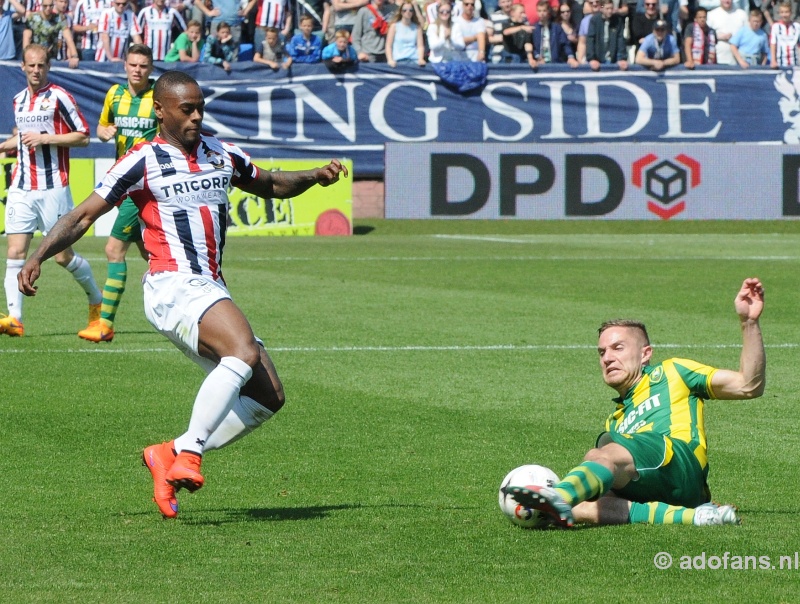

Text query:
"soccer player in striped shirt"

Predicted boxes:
[[73, 0, 109, 61], [96, 0, 142, 61], [18, 70, 348, 518], [770, 1, 800, 67], [78, 44, 156, 343], [0, 44, 101, 337], [137, 0, 187, 61], [504, 278, 766, 527]]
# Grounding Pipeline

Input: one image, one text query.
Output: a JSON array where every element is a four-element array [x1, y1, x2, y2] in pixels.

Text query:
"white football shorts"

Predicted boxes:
[[143, 272, 233, 364], [5, 186, 74, 235]]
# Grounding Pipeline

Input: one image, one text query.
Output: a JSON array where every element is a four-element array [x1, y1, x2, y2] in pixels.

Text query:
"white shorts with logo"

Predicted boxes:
[[5, 186, 74, 235], [143, 272, 232, 367]]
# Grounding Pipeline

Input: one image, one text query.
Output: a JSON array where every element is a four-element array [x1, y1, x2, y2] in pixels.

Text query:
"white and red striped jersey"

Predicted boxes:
[[771, 21, 800, 66], [96, 6, 141, 60], [74, 0, 109, 50], [254, 0, 290, 29], [10, 83, 89, 191], [95, 134, 259, 279], [137, 5, 186, 60]]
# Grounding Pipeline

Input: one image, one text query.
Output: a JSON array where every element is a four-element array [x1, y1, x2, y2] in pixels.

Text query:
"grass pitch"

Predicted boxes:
[[1, 220, 798, 603]]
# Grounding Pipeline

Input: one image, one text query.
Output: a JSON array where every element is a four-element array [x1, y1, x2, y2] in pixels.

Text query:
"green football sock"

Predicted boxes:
[[100, 262, 127, 328], [629, 501, 694, 525], [554, 461, 615, 507]]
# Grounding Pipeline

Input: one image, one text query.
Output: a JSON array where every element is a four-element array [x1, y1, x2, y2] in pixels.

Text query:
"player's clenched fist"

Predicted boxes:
[[316, 159, 348, 187]]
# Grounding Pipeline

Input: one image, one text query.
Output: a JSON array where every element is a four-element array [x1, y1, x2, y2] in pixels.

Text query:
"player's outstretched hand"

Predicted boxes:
[[734, 277, 764, 323], [316, 159, 349, 187], [17, 260, 41, 297]]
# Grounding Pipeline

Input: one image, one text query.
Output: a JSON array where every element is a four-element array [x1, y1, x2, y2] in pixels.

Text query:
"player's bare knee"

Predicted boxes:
[[235, 341, 262, 369], [6, 246, 27, 260], [583, 448, 618, 474], [104, 240, 126, 262], [53, 249, 74, 267], [583, 447, 606, 464]]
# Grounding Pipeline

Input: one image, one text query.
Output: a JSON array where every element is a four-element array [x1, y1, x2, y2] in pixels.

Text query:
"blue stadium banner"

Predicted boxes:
[[0, 62, 796, 177]]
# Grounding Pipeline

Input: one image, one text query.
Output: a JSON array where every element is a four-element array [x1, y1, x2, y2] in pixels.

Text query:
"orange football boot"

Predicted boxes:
[[78, 321, 114, 342], [0, 314, 24, 337], [165, 451, 205, 493], [142, 441, 179, 518]]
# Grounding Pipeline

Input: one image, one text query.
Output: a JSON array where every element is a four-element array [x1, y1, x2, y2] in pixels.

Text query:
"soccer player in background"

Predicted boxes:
[[0, 44, 101, 337], [18, 71, 348, 519], [137, 0, 187, 61], [78, 44, 156, 343], [505, 278, 765, 527], [97, 0, 143, 62]]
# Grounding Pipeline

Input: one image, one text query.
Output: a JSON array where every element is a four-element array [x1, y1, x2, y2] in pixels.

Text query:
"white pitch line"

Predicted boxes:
[[75, 255, 798, 262], [432, 234, 535, 244], [73, 253, 800, 262], [1, 343, 797, 354]]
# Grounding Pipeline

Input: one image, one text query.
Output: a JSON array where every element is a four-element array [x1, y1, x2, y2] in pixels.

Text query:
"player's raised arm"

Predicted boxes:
[[18, 193, 114, 296], [238, 159, 348, 200], [710, 277, 766, 400]]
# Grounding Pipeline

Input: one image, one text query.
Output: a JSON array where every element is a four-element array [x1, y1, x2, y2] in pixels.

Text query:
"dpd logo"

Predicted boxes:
[[631, 154, 701, 220]]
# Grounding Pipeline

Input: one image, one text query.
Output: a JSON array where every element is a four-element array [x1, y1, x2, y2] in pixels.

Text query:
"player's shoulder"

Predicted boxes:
[[199, 133, 240, 154], [110, 139, 157, 172], [48, 83, 82, 104], [662, 358, 715, 375], [131, 138, 156, 154], [106, 82, 126, 96], [198, 133, 243, 158], [218, 137, 252, 162]]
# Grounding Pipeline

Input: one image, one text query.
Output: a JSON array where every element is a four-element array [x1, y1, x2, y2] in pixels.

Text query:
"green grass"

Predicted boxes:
[[1, 220, 799, 603]]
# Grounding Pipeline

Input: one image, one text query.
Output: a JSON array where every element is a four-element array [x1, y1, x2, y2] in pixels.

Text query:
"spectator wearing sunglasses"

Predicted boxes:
[[452, 0, 487, 60]]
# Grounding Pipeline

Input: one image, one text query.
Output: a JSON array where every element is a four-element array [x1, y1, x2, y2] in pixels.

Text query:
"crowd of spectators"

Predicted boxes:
[[0, 0, 797, 68]]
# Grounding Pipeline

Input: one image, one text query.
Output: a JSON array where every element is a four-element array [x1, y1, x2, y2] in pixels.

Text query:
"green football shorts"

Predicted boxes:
[[110, 197, 142, 242], [601, 431, 711, 508]]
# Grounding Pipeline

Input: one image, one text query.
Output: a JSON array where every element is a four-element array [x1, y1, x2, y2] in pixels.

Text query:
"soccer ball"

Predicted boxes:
[[498, 464, 560, 529]]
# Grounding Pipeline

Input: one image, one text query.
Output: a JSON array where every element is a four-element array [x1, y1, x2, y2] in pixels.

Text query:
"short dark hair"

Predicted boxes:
[[22, 44, 50, 63], [153, 70, 199, 103], [694, 7, 707, 16], [126, 43, 153, 63], [598, 319, 650, 346]]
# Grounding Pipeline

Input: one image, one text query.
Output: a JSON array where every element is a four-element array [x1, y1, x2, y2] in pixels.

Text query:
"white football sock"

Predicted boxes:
[[204, 395, 275, 451], [174, 356, 253, 456], [4, 259, 24, 320], [65, 254, 102, 305]]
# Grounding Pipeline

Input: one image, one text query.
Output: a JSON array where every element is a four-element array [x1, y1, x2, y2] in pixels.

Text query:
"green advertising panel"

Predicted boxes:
[[0, 158, 13, 235], [227, 159, 353, 237]]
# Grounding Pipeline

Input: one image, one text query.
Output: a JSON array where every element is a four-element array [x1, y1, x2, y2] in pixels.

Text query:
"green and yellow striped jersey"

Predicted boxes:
[[99, 80, 157, 159], [604, 358, 718, 468]]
